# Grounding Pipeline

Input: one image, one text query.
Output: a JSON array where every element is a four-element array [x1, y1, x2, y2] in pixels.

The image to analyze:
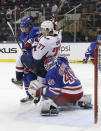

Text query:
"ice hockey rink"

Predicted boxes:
[[0, 62, 101, 131]]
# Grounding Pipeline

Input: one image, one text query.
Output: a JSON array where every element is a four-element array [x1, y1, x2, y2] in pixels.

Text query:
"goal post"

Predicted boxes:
[[94, 45, 101, 124], [94, 45, 98, 124]]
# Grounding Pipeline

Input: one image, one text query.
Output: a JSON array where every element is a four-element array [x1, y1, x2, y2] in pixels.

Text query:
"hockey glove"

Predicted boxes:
[[28, 80, 43, 99], [83, 58, 88, 64], [22, 49, 27, 54], [25, 41, 31, 48], [25, 39, 35, 50]]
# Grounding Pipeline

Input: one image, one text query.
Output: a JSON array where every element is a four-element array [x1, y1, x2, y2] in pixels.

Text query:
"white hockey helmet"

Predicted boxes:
[[41, 20, 54, 32]]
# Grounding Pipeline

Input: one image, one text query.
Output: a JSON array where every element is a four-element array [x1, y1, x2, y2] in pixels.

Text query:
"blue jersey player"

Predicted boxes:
[[20, 17, 39, 55], [83, 35, 101, 64], [12, 17, 39, 103]]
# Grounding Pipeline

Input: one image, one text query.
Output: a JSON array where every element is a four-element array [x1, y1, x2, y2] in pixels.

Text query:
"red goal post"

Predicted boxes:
[[94, 45, 101, 124]]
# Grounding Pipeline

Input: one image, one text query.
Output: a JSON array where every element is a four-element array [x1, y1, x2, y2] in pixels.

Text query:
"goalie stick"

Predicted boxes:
[[7, 21, 22, 51]]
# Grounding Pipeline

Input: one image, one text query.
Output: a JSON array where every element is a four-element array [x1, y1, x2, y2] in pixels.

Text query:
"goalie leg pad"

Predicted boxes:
[[78, 94, 93, 109], [40, 99, 59, 116]]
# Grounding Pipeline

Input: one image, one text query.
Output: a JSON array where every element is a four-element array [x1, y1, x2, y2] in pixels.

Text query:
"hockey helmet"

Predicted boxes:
[[20, 17, 32, 28], [41, 20, 53, 32]]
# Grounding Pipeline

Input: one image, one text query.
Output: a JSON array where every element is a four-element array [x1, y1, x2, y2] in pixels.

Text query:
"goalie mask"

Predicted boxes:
[[44, 57, 57, 71]]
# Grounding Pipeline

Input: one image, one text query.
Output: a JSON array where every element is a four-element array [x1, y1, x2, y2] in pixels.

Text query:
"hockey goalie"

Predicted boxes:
[[28, 56, 92, 116]]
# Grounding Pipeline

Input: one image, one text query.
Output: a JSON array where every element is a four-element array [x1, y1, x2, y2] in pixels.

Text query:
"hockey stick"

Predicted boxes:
[[7, 21, 22, 51]]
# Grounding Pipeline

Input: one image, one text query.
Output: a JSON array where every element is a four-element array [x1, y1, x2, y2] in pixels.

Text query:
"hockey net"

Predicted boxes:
[[94, 45, 101, 123]]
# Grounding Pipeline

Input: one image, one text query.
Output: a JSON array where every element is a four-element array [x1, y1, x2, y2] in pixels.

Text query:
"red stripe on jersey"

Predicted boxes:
[[24, 68, 29, 72], [16, 67, 24, 70], [42, 56, 47, 60]]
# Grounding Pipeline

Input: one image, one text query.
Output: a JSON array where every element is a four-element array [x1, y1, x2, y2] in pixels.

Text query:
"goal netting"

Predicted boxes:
[[94, 45, 101, 123]]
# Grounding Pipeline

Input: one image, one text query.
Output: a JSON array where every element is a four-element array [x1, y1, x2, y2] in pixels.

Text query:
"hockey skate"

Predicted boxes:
[[40, 98, 59, 116], [78, 94, 93, 109], [20, 95, 33, 103], [11, 78, 23, 89], [34, 97, 41, 104]]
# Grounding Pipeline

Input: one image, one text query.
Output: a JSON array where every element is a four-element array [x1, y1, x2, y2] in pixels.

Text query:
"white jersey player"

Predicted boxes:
[[32, 20, 62, 61]]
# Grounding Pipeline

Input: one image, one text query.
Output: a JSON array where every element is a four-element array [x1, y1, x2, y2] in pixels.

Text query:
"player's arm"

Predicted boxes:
[[32, 38, 48, 60], [29, 27, 40, 40], [83, 45, 92, 63], [24, 38, 38, 51], [24, 27, 39, 50]]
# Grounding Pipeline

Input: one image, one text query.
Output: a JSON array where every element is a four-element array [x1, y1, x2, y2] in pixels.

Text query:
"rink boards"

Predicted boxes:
[[0, 42, 91, 62]]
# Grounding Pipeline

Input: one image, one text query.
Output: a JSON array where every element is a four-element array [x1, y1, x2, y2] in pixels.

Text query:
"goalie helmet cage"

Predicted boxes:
[[94, 45, 101, 124]]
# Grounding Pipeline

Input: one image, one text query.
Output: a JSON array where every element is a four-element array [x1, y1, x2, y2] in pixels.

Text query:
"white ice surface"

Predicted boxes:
[[0, 62, 101, 131]]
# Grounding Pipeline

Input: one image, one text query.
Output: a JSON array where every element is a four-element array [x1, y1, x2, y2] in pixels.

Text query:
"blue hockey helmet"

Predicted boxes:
[[20, 17, 32, 28], [44, 57, 57, 71], [97, 35, 101, 42]]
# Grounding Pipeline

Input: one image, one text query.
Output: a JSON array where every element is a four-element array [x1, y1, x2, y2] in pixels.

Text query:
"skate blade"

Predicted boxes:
[[20, 100, 34, 105], [41, 113, 58, 116], [11, 78, 23, 89], [40, 110, 59, 116]]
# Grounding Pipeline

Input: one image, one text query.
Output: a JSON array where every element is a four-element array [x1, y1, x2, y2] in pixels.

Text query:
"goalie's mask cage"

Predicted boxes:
[[44, 57, 58, 71], [94, 45, 101, 123]]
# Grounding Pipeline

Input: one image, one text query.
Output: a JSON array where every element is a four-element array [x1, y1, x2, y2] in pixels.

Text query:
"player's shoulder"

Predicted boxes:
[[90, 41, 98, 48], [44, 36, 53, 40], [91, 41, 98, 46], [39, 36, 50, 43], [30, 26, 39, 33], [46, 67, 57, 78], [53, 30, 60, 35], [39, 35, 47, 41], [44, 35, 57, 41], [58, 56, 68, 65], [20, 31, 25, 36]]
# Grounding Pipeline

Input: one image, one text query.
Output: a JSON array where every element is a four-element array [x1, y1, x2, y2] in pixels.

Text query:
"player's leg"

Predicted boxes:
[[20, 72, 37, 103], [21, 54, 47, 77], [42, 86, 83, 106], [40, 98, 59, 116], [12, 54, 37, 87], [12, 54, 24, 88], [78, 94, 93, 109], [53, 91, 92, 109], [53, 92, 83, 106], [40, 87, 61, 115]]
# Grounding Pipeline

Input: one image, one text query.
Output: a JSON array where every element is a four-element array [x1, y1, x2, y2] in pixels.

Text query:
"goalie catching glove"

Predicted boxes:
[[28, 80, 43, 102]]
